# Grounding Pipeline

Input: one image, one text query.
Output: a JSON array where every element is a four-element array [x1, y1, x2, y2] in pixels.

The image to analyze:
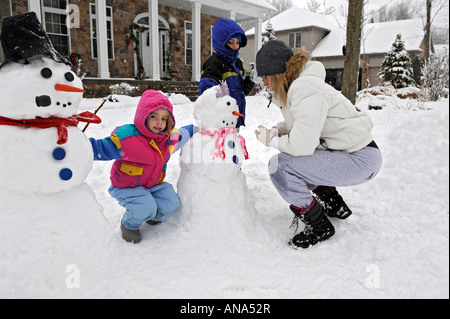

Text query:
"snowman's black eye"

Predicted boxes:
[[65, 72, 75, 82], [227, 102, 231, 106], [41, 68, 52, 79]]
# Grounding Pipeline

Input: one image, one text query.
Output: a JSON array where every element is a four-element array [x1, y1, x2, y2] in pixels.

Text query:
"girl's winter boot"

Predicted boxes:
[[121, 223, 141, 243], [146, 220, 161, 226], [289, 198, 335, 249], [312, 186, 352, 219]]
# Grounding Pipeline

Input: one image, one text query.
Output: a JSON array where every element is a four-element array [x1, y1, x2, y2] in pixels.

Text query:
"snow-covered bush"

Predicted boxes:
[[421, 47, 449, 101], [109, 82, 138, 95], [262, 21, 276, 44]]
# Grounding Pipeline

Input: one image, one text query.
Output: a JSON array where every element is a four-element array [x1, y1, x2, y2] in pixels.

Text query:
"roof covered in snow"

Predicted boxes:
[[312, 19, 425, 57], [238, 0, 277, 10], [159, 0, 277, 20], [362, 19, 425, 55], [246, 6, 426, 57], [246, 6, 337, 35]]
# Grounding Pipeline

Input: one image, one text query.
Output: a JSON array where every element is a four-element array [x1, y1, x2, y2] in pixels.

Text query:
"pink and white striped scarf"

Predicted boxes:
[[199, 128, 249, 161]]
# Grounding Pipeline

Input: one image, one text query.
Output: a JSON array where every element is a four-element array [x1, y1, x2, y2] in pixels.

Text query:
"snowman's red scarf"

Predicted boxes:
[[0, 111, 101, 145], [199, 127, 249, 160]]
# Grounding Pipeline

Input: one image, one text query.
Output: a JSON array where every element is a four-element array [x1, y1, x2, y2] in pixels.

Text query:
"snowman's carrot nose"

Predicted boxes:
[[55, 83, 85, 93], [233, 111, 244, 117]]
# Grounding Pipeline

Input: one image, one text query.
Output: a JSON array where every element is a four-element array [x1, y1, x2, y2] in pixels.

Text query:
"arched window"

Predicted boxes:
[[134, 14, 169, 30]]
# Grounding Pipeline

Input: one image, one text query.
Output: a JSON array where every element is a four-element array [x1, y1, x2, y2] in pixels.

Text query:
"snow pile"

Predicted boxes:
[[109, 82, 138, 95], [357, 85, 425, 110], [166, 92, 192, 105]]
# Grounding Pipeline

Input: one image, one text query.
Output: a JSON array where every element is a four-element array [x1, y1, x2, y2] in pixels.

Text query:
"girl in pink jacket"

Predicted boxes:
[[90, 90, 195, 243]]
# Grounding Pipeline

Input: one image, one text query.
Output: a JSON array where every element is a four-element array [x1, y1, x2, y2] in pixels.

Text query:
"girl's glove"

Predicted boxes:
[[255, 125, 280, 146]]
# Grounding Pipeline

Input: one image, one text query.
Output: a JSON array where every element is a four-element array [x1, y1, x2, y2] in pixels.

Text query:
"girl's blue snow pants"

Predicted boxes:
[[109, 182, 181, 230]]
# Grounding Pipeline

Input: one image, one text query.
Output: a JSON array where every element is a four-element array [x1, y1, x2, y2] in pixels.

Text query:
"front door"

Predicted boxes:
[[136, 15, 170, 79], [140, 30, 169, 78]]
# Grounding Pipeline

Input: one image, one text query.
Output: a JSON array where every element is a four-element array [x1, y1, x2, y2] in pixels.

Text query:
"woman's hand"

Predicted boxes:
[[255, 125, 280, 146]]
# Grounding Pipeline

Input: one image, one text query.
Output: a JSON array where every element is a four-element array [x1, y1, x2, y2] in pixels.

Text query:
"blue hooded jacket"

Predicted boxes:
[[198, 19, 250, 127]]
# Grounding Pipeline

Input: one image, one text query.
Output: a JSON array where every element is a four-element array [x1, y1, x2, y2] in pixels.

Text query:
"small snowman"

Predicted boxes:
[[177, 82, 257, 240], [0, 13, 117, 297]]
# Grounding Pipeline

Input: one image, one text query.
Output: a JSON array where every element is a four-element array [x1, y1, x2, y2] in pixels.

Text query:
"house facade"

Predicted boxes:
[[242, 7, 430, 90], [1, 0, 276, 83]]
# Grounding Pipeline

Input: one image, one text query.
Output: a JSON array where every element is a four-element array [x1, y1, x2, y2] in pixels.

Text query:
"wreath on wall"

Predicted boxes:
[[127, 23, 148, 80]]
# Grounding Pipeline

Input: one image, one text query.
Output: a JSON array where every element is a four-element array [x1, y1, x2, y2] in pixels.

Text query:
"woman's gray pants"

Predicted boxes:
[[269, 146, 383, 209]]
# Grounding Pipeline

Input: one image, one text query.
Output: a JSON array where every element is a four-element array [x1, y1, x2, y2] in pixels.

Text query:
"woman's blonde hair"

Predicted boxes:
[[268, 47, 310, 107]]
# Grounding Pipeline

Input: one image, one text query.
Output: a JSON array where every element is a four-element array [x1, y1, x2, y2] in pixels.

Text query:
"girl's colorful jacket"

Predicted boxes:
[[89, 90, 194, 189], [198, 19, 254, 128]]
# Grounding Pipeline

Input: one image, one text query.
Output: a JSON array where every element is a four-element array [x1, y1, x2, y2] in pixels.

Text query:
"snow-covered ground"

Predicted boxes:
[[1, 91, 448, 299]]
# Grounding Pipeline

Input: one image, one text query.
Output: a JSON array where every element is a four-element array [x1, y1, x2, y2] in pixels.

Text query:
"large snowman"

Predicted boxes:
[[177, 82, 258, 241], [0, 12, 117, 297]]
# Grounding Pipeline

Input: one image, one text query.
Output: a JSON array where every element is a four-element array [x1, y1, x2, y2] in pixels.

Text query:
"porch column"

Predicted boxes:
[[253, 17, 263, 76], [228, 11, 236, 20], [95, 0, 110, 78], [149, 0, 160, 80], [27, 0, 41, 21], [191, 1, 201, 82]]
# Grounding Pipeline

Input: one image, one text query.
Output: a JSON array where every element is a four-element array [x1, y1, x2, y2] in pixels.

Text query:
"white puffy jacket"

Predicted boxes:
[[275, 61, 374, 156]]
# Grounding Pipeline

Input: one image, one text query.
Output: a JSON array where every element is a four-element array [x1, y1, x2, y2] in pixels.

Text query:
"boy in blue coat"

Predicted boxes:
[[198, 19, 255, 128]]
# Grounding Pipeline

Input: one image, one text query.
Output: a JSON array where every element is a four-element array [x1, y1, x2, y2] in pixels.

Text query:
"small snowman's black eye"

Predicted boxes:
[[65, 72, 75, 82], [41, 68, 52, 79], [227, 102, 231, 106]]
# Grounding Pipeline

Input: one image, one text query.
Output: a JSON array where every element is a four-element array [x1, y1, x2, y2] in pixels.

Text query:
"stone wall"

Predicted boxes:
[[9, 0, 220, 80], [82, 78, 199, 100], [10, 0, 27, 15]]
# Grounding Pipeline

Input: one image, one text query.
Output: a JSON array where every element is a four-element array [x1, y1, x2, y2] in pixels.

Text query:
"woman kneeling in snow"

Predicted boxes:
[[254, 40, 382, 249]]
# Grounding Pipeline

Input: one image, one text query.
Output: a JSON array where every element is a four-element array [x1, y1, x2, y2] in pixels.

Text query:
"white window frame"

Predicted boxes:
[[89, 3, 115, 60], [211, 25, 214, 54], [288, 32, 302, 49], [41, 0, 71, 56], [185, 21, 192, 66]]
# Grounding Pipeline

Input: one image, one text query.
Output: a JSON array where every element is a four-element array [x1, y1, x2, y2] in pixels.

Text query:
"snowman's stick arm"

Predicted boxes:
[[82, 97, 108, 133]]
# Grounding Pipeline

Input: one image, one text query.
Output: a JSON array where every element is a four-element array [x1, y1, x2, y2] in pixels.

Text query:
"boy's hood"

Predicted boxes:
[[212, 19, 247, 60], [134, 90, 175, 137]]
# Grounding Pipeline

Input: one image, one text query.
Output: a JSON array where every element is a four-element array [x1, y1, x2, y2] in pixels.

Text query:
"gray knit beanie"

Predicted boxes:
[[256, 40, 293, 76]]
